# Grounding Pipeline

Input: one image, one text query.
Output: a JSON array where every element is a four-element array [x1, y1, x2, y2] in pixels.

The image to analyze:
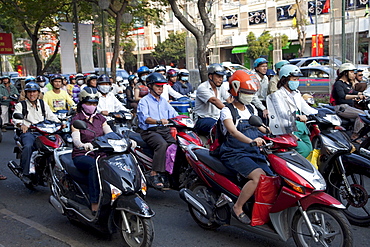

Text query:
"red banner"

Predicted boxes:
[[312, 35, 317, 57], [318, 34, 324, 56], [0, 33, 14, 55]]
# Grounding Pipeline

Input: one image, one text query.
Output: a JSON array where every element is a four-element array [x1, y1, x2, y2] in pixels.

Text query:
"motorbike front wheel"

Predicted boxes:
[[119, 211, 154, 247], [329, 170, 370, 226], [292, 206, 353, 247]]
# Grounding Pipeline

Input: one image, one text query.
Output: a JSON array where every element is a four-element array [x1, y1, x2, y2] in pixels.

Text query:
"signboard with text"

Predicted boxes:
[[277, 4, 297, 21], [0, 33, 14, 55], [248, 10, 267, 25], [222, 14, 238, 29]]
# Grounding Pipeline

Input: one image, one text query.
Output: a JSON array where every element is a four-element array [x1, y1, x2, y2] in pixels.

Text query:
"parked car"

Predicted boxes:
[[298, 66, 335, 94], [221, 62, 248, 72]]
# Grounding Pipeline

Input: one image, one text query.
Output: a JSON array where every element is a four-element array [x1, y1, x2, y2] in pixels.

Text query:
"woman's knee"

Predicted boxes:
[[248, 168, 265, 182]]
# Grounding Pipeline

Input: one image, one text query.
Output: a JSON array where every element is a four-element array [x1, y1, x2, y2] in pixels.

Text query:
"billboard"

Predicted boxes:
[[0, 33, 14, 55], [248, 10, 267, 25], [222, 14, 238, 29], [277, 4, 298, 21]]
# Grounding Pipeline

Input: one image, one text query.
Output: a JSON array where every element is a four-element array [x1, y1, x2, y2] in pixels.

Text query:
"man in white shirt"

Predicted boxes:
[[252, 58, 269, 123], [194, 63, 232, 136]]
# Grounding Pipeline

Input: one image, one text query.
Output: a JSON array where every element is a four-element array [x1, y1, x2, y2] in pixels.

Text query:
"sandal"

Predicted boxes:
[[148, 174, 164, 189], [0, 175, 7, 180], [232, 209, 250, 224]]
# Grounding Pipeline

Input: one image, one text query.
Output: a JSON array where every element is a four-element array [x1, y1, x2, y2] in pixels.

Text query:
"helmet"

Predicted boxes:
[[253, 58, 268, 68], [36, 75, 47, 82], [128, 74, 137, 82], [86, 74, 98, 83], [69, 74, 76, 80], [178, 69, 189, 77], [83, 73, 90, 79], [146, 72, 168, 85], [75, 73, 84, 81], [355, 69, 364, 74], [274, 60, 290, 70], [167, 69, 178, 78], [208, 63, 226, 76], [154, 65, 166, 73], [266, 69, 276, 76], [97, 74, 110, 84], [25, 76, 36, 83], [116, 76, 124, 83], [50, 74, 63, 82], [279, 64, 303, 79], [79, 87, 99, 103], [24, 82, 41, 92], [137, 66, 150, 76], [338, 63, 356, 74], [229, 70, 260, 97], [1, 76, 10, 81]]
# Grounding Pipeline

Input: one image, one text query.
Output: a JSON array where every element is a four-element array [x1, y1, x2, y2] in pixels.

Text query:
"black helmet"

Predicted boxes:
[[146, 72, 168, 85], [79, 87, 99, 103], [36, 75, 47, 82], [50, 74, 63, 82], [97, 74, 110, 84], [208, 63, 226, 76], [24, 82, 41, 92], [86, 74, 98, 83]]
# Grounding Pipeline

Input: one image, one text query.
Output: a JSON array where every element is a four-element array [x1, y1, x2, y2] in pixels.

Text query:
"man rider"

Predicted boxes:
[[252, 58, 269, 122], [43, 74, 75, 112], [172, 69, 193, 95], [13, 82, 60, 184]]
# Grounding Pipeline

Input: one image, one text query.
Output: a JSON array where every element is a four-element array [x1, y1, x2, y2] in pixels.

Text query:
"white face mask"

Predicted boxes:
[[77, 80, 84, 85], [118, 82, 124, 86], [98, 85, 111, 94], [238, 93, 254, 105], [141, 75, 148, 81], [38, 82, 45, 87]]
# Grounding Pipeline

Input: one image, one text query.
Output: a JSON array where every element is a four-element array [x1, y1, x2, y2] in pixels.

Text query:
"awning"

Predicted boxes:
[[232, 46, 249, 54]]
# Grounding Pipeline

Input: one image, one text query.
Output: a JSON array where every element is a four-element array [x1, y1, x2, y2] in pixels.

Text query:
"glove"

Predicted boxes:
[[82, 143, 94, 151]]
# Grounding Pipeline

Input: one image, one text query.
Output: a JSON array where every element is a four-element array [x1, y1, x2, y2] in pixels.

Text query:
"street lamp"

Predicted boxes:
[[99, 0, 109, 75]]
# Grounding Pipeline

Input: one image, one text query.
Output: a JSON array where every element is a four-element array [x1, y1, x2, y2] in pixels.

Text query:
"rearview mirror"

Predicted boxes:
[[249, 115, 263, 127], [72, 120, 87, 130], [13, 113, 24, 120]]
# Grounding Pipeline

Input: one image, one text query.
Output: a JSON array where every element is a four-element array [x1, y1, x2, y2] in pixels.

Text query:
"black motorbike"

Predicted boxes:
[[307, 107, 370, 226], [49, 120, 154, 246]]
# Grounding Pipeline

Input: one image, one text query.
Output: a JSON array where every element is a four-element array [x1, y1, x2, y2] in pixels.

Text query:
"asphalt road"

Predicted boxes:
[[0, 130, 369, 247]]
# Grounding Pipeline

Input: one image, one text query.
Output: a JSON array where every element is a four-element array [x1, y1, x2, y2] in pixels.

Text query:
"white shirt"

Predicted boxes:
[[161, 84, 184, 101], [194, 81, 230, 119], [97, 92, 127, 113], [220, 104, 257, 135]]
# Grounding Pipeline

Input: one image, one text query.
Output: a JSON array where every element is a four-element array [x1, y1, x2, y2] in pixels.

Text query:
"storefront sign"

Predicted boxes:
[[0, 33, 14, 55], [277, 4, 298, 21], [346, 0, 369, 10], [248, 10, 267, 25], [308, 0, 330, 15], [222, 14, 238, 29]]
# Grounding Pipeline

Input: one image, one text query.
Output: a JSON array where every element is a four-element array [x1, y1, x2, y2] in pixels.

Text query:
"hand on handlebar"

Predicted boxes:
[[252, 137, 265, 147], [81, 143, 94, 151], [21, 124, 29, 133], [296, 115, 308, 123], [160, 119, 169, 125]]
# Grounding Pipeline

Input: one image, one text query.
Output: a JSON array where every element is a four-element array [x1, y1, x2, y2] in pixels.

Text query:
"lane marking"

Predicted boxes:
[[0, 208, 88, 247]]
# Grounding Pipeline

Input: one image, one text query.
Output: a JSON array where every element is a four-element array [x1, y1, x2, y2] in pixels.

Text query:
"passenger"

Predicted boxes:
[[72, 73, 85, 103], [267, 65, 318, 157], [134, 66, 150, 101], [71, 87, 113, 214], [219, 70, 273, 224], [167, 69, 178, 87], [0, 76, 19, 130], [36, 75, 49, 95], [331, 63, 365, 142], [268, 60, 289, 95], [173, 69, 193, 95], [125, 75, 139, 114], [252, 58, 269, 122], [137, 72, 178, 189], [194, 63, 232, 136], [353, 69, 367, 92]]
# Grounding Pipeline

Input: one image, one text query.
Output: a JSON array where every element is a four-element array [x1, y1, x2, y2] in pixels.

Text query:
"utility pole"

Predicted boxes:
[[341, 0, 346, 62], [73, 0, 82, 73]]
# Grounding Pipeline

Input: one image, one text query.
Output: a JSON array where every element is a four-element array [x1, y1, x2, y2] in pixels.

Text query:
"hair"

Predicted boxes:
[[277, 76, 290, 89], [335, 71, 354, 85], [76, 101, 84, 113]]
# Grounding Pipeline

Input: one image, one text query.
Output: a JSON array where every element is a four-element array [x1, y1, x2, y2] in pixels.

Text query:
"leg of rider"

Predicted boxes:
[[1, 105, 9, 125], [73, 155, 99, 211], [20, 132, 37, 176], [233, 168, 265, 217], [194, 117, 217, 136]]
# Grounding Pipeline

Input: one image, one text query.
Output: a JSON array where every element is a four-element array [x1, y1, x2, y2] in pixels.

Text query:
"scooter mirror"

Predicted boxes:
[[13, 113, 24, 120], [73, 120, 87, 130], [249, 115, 263, 127]]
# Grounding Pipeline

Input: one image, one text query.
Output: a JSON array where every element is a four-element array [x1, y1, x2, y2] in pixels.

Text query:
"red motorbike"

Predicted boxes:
[[8, 113, 65, 189], [179, 116, 353, 247], [129, 115, 202, 190]]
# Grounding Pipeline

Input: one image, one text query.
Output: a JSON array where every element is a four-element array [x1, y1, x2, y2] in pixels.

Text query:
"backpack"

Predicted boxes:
[[20, 99, 46, 120]]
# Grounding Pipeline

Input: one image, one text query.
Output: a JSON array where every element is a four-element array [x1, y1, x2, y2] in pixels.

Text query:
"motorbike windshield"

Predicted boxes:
[[266, 93, 297, 135]]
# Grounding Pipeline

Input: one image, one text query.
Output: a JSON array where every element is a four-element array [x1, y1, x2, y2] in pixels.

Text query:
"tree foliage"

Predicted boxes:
[[152, 32, 186, 65], [246, 31, 273, 60]]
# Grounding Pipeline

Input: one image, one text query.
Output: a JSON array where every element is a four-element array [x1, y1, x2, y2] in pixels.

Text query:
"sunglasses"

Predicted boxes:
[[358, 74, 364, 76]]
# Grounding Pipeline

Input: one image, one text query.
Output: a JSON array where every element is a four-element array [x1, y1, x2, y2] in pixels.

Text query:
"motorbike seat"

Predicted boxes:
[[193, 148, 236, 178], [60, 153, 88, 184]]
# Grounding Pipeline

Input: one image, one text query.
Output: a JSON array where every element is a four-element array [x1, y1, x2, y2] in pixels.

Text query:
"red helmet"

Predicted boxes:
[[69, 74, 76, 80], [229, 70, 260, 97], [167, 69, 178, 78]]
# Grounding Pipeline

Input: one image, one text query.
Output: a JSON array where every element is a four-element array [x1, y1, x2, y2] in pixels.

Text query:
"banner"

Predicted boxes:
[[59, 22, 76, 74], [248, 10, 267, 25], [318, 34, 324, 56], [276, 4, 298, 21], [0, 33, 14, 55], [312, 34, 324, 56], [79, 24, 94, 73], [222, 14, 238, 29], [312, 35, 317, 57]]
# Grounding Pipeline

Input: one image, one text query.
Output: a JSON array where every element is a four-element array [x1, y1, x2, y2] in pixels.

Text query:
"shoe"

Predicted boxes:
[[148, 174, 164, 189], [232, 209, 250, 224], [2, 128, 6, 132], [0, 175, 7, 180]]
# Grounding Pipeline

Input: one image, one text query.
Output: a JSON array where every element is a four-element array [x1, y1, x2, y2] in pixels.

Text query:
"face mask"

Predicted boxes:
[[181, 76, 188, 81], [97, 85, 111, 94], [77, 80, 84, 85], [38, 82, 45, 87], [82, 104, 97, 115], [141, 75, 148, 81], [238, 93, 254, 105], [288, 80, 299, 91], [118, 82, 124, 86]]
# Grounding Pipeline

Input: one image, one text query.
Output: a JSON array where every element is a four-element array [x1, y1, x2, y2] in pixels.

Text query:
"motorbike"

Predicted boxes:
[[49, 120, 155, 247], [8, 113, 65, 189], [129, 115, 202, 190], [54, 109, 74, 146], [180, 115, 353, 247], [306, 107, 370, 226], [105, 110, 133, 134], [8, 94, 19, 126]]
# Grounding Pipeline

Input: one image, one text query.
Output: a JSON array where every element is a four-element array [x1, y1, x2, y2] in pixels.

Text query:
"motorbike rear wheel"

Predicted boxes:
[[328, 170, 370, 226], [188, 181, 220, 230], [292, 206, 353, 247], [119, 211, 154, 247]]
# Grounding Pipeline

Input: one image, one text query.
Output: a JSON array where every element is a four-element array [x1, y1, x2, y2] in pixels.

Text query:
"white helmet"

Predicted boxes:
[[116, 76, 123, 83], [338, 63, 356, 74]]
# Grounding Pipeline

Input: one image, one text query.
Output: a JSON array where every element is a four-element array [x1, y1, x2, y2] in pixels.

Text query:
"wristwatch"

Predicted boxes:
[[156, 120, 162, 125]]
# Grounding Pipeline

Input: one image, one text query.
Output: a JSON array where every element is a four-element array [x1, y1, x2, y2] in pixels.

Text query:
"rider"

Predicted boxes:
[[36, 75, 49, 94], [268, 60, 290, 95], [167, 69, 178, 87], [154, 65, 166, 76], [194, 63, 232, 136], [71, 87, 113, 214], [72, 73, 84, 103], [125, 75, 139, 113], [267, 64, 318, 157], [13, 82, 60, 184], [112, 76, 125, 95], [331, 63, 366, 142], [96, 74, 128, 116], [134, 66, 150, 101], [252, 58, 269, 121], [81, 74, 98, 90], [173, 69, 193, 95], [137, 72, 178, 189], [219, 70, 273, 224], [0, 76, 19, 131], [43, 74, 75, 112]]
